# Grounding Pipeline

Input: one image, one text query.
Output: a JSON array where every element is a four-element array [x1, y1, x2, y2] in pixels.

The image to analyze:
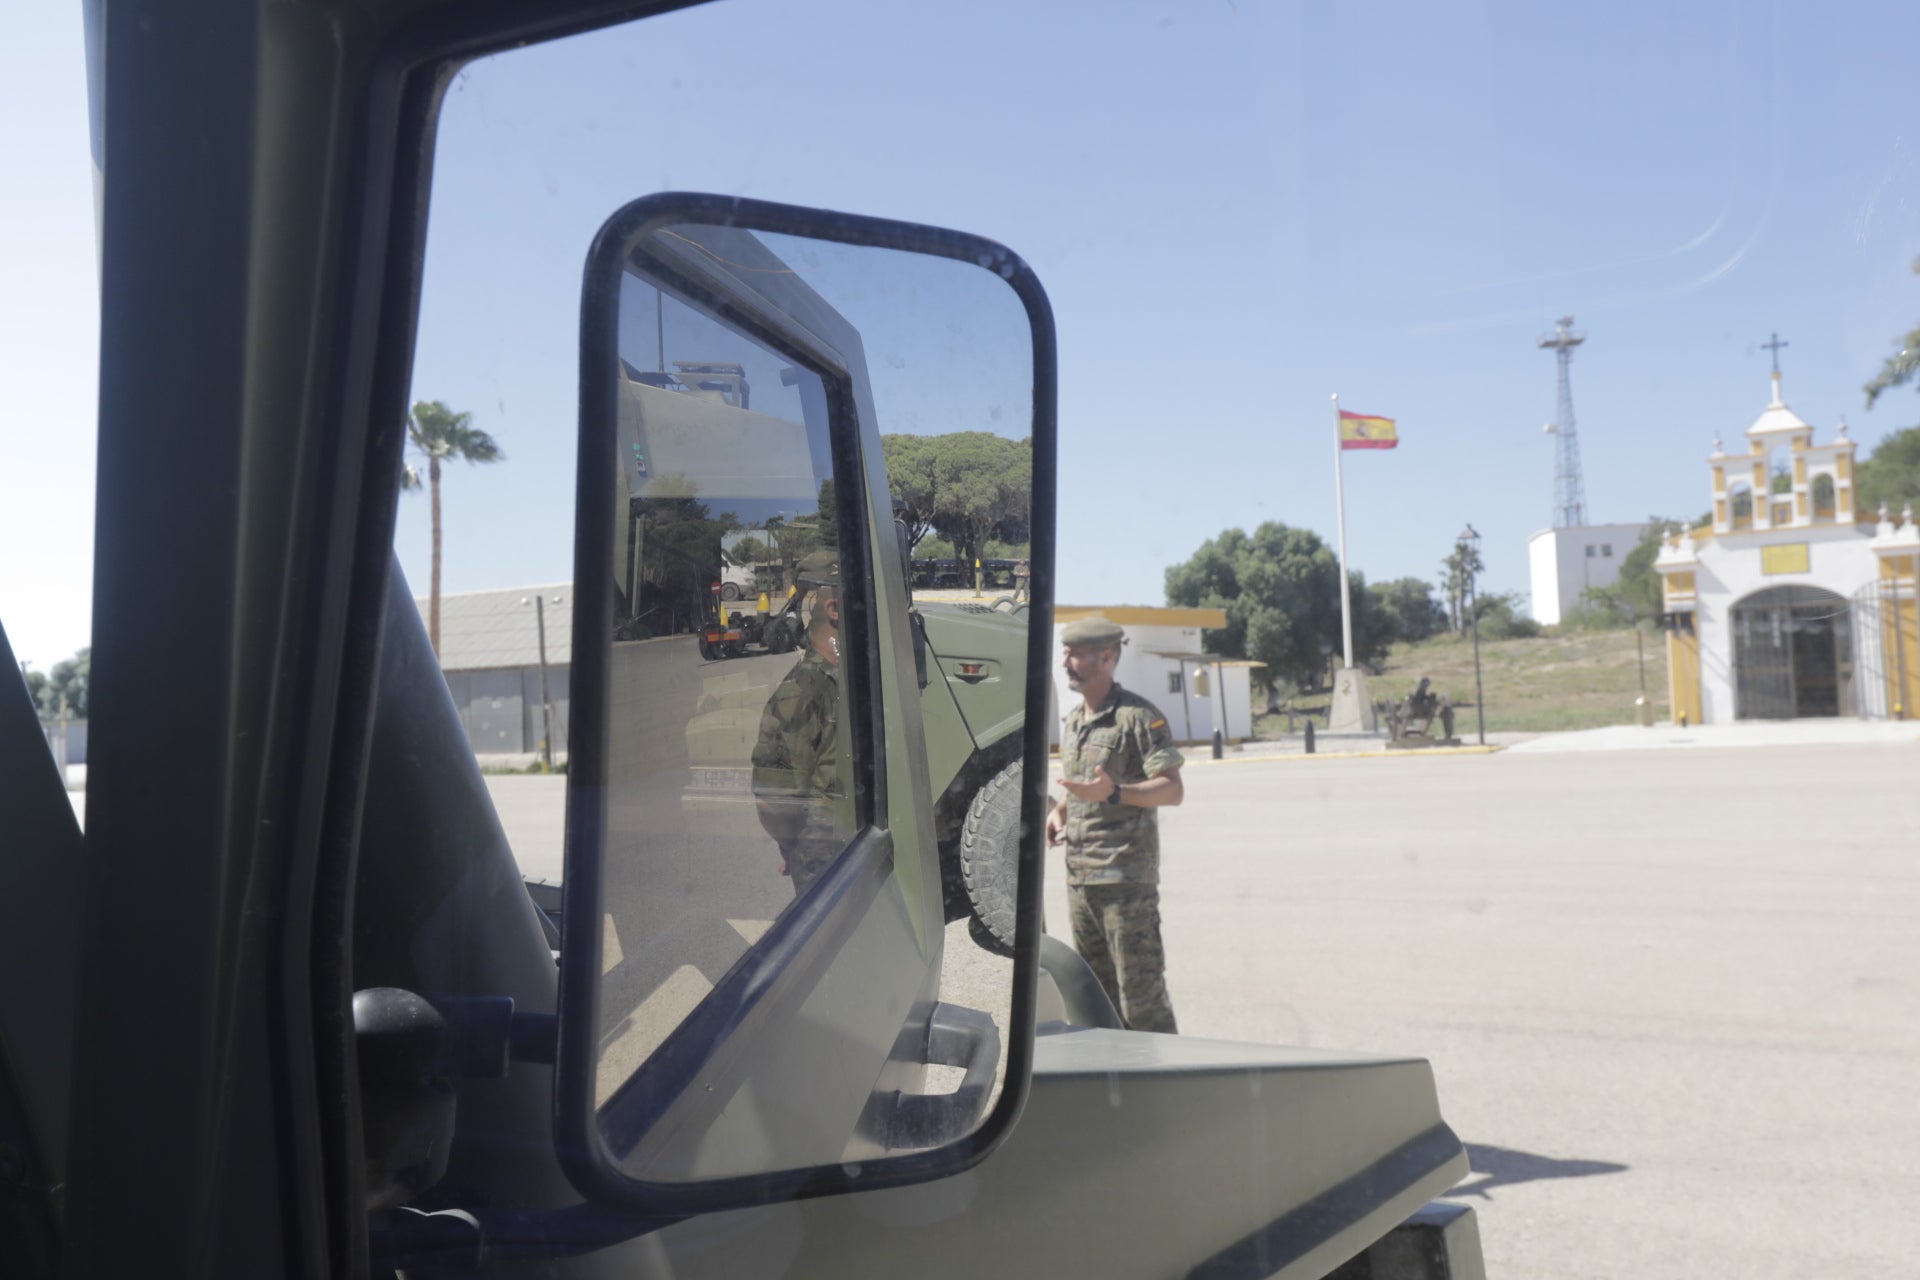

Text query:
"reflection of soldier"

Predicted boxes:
[[751, 551, 850, 896], [1047, 617, 1185, 1033], [1012, 558, 1031, 601]]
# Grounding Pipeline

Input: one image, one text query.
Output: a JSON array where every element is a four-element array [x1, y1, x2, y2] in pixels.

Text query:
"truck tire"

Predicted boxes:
[[720, 582, 741, 601], [960, 759, 1022, 951]]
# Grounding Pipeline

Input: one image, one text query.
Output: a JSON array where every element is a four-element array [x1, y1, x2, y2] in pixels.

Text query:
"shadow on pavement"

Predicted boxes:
[[1443, 1143, 1628, 1199]]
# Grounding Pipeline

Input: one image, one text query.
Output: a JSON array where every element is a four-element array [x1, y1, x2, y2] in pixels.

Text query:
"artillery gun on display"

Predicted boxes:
[[1385, 676, 1462, 749]]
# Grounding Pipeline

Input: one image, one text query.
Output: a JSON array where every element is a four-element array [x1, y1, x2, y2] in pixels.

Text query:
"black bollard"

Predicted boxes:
[[1304, 720, 1316, 754], [1212, 728, 1224, 760]]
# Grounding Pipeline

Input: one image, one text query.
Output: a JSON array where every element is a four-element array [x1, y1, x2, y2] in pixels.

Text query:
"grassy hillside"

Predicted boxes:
[[1375, 628, 1668, 733], [1256, 627, 1670, 736]]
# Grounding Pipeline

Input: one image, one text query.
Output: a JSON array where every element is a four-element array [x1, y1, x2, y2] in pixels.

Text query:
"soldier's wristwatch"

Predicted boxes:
[[1106, 781, 1123, 805]]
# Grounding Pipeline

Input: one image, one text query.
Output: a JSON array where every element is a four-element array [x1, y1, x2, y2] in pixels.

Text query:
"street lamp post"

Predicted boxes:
[[522, 594, 564, 771], [1459, 524, 1486, 746]]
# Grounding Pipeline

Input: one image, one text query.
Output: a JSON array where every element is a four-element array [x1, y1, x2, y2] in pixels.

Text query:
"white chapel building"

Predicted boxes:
[[1653, 370, 1920, 723]]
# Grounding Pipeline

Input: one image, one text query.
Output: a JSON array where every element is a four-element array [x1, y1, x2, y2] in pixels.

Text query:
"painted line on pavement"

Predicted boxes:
[[1188, 744, 1503, 765], [1048, 744, 1502, 774]]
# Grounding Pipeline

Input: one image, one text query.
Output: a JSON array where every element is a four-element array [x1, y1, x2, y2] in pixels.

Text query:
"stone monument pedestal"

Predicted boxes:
[[1326, 665, 1377, 734]]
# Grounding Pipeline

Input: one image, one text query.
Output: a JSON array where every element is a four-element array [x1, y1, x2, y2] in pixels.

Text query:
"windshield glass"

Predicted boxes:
[[394, 5, 1918, 1269]]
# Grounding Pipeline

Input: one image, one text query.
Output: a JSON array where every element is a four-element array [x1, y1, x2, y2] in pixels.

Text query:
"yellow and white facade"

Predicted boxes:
[[1655, 373, 1920, 723]]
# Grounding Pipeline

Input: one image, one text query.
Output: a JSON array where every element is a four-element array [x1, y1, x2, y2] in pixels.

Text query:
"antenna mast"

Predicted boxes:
[[1539, 315, 1587, 528]]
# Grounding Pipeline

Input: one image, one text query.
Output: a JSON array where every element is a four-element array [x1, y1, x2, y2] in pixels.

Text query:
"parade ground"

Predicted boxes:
[[433, 728, 1920, 1277], [1132, 734, 1920, 1280]]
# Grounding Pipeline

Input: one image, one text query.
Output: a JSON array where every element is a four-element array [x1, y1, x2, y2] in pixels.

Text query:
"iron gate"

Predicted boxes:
[[1851, 578, 1914, 720], [1730, 585, 1853, 720]]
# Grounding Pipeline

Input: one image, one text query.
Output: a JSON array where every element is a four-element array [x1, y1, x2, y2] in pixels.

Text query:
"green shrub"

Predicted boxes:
[[1477, 598, 1541, 640], [1560, 598, 1628, 632]]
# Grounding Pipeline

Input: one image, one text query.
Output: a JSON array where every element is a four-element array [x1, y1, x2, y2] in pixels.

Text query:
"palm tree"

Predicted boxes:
[[403, 400, 504, 655]]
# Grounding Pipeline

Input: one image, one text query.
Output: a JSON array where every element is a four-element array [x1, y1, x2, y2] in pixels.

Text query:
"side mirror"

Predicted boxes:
[[560, 193, 1055, 1216]]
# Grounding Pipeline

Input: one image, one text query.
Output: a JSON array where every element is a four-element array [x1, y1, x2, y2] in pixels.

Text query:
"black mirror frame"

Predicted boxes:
[[558, 192, 1057, 1217]]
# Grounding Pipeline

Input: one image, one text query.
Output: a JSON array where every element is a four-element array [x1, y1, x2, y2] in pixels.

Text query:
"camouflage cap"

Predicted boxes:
[[1061, 616, 1124, 648], [795, 549, 839, 586]]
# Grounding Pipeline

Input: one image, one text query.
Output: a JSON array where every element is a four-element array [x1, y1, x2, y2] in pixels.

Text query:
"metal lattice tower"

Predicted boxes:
[[1539, 315, 1587, 528]]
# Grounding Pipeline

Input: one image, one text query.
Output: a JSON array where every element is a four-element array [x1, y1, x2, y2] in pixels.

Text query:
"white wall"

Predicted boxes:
[[1527, 523, 1648, 624], [1048, 621, 1251, 745], [1689, 525, 1883, 723], [1188, 663, 1253, 742]]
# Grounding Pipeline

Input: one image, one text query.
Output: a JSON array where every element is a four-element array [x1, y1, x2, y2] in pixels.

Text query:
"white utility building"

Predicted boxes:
[[1527, 522, 1649, 625], [416, 584, 572, 760]]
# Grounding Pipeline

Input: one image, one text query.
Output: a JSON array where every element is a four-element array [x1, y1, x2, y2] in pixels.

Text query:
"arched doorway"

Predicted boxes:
[[1731, 585, 1854, 719]]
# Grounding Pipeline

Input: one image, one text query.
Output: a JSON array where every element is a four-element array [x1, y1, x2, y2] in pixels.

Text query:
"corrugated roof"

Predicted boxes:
[[415, 583, 573, 672], [1147, 651, 1265, 668]]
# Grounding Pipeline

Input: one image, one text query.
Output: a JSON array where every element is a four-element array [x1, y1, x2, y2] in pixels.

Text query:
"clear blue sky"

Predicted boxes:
[[9, 1, 1920, 669]]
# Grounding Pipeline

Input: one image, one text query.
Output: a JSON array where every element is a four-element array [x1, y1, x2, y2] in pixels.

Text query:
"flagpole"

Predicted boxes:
[[1332, 393, 1354, 669]]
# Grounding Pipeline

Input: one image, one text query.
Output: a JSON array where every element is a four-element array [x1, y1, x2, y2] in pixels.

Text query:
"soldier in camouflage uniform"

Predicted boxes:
[[751, 551, 852, 897], [1047, 617, 1185, 1033]]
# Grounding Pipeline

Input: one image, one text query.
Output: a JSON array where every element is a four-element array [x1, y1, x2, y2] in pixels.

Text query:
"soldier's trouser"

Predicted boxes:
[[1066, 882, 1177, 1034], [782, 806, 851, 899], [784, 836, 841, 899]]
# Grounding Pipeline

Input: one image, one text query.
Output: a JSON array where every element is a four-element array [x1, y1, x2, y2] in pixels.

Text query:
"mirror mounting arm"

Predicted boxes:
[[370, 1202, 684, 1271], [878, 1003, 1001, 1148], [355, 988, 561, 1213], [366, 990, 559, 1078]]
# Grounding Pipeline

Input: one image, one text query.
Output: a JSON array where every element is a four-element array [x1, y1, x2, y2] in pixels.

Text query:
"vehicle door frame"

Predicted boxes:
[[69, 3, 726, 1276]]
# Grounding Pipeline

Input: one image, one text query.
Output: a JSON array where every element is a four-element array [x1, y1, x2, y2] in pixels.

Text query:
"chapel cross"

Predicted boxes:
[[1761, 332, 1790, 377]]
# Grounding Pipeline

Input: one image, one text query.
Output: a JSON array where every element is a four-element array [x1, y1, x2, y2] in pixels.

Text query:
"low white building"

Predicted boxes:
[[417, 584, 572, 760], [1048, 605, 1255, 747], [1654, 372, 1920, 723], [1527, 522, 1649, 624]]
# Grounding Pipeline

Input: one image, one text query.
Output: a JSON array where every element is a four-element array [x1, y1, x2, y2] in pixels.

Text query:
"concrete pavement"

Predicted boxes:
[[485, 732, 1920, 1278], [1504, 716, 1920, 753], [58, 722, 1914, 1275], [1119, 740, 1919, 1280]]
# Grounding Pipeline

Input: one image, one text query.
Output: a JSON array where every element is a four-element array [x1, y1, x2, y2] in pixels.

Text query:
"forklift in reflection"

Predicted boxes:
[[698, 578, 806, 661]]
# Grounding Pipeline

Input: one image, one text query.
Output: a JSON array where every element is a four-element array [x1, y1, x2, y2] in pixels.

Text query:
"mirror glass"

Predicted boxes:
[[584, 211, 1037, 1187]]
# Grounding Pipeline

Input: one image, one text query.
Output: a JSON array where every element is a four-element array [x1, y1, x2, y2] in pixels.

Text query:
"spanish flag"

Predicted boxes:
[[1339, 410, 1398, 450]]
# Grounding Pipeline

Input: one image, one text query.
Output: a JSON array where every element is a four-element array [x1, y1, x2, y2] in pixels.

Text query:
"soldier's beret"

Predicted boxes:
[[1061, 616, 1124, 648], [796, 550, 839, 586]]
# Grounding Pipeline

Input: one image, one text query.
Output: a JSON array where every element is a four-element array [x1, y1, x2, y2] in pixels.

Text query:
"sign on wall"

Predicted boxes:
[[1760, 543, 1810, 575]]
